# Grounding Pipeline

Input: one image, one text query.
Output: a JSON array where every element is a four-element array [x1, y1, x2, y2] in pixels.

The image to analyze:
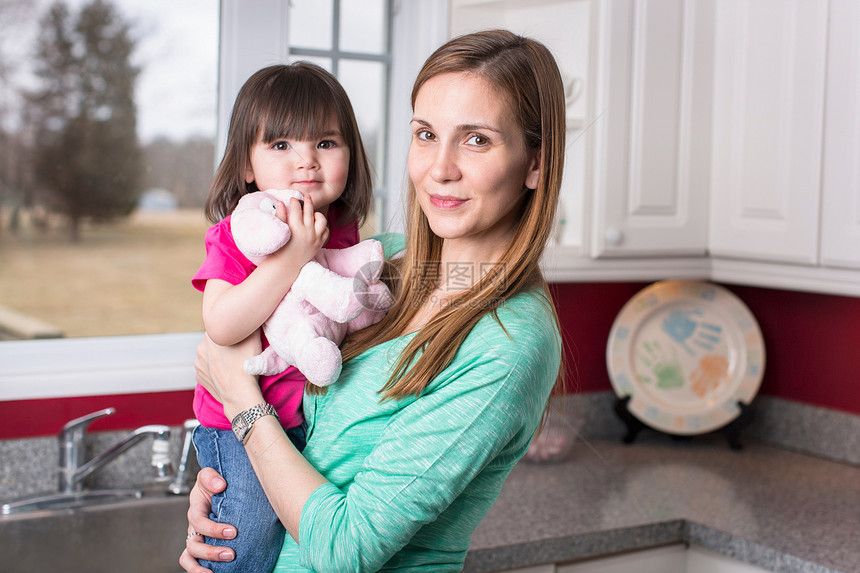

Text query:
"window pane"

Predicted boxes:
[[288, 0, 333, 51], [338, 60, 386, 191], [288, 55, 333, 73], [340, 0, 387, 54], [0, 0, 218, 340]]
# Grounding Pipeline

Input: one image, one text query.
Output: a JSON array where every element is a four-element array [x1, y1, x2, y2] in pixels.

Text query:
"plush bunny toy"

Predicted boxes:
[[231, 188, 393, 387]]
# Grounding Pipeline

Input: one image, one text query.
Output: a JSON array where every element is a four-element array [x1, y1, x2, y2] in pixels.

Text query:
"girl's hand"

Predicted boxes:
[[194, 333, 264, 420], [273, 194, 330, 267], [178, 468, 237, 572]]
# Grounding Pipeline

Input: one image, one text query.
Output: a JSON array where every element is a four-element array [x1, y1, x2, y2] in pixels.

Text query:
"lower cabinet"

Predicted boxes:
[[497, 544, 772, 573]]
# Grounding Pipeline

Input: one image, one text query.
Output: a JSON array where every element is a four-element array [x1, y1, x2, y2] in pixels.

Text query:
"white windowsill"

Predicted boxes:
[[0, 332, 200, 401]]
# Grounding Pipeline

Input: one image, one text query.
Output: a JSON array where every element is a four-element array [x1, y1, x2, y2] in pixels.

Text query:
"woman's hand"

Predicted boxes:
[[194, 333, 265, 420], [178, 468, 237, 572]]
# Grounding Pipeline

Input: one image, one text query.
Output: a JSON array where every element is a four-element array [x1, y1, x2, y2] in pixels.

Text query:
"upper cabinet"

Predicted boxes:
[[820, 0, 860, 270], [590, 0, 712, 259], [449, 0, 860, 296], [708, 0, 828, 265], [451, 0, 592, 250], [707, 0, 860, 294]]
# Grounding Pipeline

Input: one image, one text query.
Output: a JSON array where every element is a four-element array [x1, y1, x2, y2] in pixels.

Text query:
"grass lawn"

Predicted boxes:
[[0, 209, 210, 338]]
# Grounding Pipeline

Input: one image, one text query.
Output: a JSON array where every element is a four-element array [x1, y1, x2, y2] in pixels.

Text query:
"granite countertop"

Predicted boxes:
[[464, 437, 860, 573]]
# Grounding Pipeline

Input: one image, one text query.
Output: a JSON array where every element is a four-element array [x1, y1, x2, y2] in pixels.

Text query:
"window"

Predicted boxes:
[[0, 0, 219, 341], [285, 0, 392, 237], [0, 0, 449, 403], [0, 0, 394, 342]]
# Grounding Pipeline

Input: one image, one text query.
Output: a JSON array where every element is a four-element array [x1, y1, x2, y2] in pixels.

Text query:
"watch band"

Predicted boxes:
[[231, 403, 278, 443]]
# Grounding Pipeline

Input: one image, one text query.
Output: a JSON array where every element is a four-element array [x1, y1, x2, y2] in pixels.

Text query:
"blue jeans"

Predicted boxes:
[[192, 423, 306, 573]]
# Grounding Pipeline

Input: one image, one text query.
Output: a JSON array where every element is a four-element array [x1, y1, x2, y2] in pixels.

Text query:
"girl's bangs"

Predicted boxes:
[[258, 77, 339, 143]]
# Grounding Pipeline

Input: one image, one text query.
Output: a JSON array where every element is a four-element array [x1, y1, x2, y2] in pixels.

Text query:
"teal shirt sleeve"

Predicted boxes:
[[295, 292, 560, 572], [370, 232, 406, 260]]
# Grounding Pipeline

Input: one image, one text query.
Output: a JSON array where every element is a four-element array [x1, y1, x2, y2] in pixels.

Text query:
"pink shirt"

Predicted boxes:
[[191, 202, 359, 430]]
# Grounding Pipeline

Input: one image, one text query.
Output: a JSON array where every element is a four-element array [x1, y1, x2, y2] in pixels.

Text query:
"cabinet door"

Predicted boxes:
[[708, 0, 828, 264], [494, 566, 555, 573], [820, 0, 860, 269], [590, 0, 712, 258], [556, 544, 686, 572]]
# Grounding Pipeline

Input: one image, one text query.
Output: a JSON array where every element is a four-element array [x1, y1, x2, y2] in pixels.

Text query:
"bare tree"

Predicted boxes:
[[26, 0, 142, 241], [0, 0, 33, 233]]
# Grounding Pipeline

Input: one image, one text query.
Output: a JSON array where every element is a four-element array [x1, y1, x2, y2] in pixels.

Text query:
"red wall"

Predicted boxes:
[[550, 282, 860, 416], [2, 282, 859, 438], [0, 391, 195, 439]]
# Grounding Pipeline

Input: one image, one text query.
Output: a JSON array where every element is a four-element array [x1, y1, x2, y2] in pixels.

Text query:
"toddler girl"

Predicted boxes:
[[190, 62, 372, 572]]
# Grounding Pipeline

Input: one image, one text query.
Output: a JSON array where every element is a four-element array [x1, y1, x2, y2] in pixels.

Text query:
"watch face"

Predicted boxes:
[[232, 413, 249, 439], [231, 405, 276, 442]]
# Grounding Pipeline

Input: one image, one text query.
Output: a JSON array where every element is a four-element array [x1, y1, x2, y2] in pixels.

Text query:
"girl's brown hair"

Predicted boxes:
[[340, 30, 567, 400], [204, 62, 373, 227]]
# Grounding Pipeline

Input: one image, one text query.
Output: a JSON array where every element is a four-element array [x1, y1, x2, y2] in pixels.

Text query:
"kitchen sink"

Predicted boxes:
[[0, 487, 188, 573], [1, 488, 145, 514]]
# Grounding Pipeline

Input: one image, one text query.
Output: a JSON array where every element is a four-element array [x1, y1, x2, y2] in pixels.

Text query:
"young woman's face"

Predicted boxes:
[[245, 119, 350, 214], [408, 72, 540, 251]]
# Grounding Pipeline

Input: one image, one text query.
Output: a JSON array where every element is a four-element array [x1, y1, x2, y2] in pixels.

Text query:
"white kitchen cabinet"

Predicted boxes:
[[820, 0, 860, 270], [451, 0, 713, 262], [590, 0, 712, 258], [448, 0, 860, 296], [706, 0, 860, 293], [556, 544, 687, 572], [685, 547, 773, 573], [492, 544, 771, 573], [451, 0, 591, 250], [496, 565, 556, 573], [708, 0, 829, 265]]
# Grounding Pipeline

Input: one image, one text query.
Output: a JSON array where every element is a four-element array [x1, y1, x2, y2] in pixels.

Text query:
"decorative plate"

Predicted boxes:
[[606, 280, 765, 435]]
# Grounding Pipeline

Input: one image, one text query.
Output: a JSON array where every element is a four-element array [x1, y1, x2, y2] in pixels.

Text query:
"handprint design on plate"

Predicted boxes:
[[690, 354, 730, 398], [607, 280, 765, 435], [663, 309, 723, 350], [662, 309, 723, 355], [632, 301, 729, 405], [637, 340, 684, 389]]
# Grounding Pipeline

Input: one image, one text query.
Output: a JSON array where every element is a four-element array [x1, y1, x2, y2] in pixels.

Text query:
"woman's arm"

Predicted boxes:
[[192, 333, 328, 538], [202, 196, 330, 345], [180, 328, 530, 573], [294, 305, 559, 571], [183, 297, 558, 572]]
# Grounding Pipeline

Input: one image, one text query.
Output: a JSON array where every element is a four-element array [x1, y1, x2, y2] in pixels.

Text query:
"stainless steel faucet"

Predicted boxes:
[[1, 408, 176, 515], [168, 418, 201, 495], [58, 407, 173, 493]]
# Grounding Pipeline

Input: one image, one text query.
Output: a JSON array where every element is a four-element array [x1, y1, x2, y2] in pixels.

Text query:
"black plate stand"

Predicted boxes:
[[613, 396, 753, 451]]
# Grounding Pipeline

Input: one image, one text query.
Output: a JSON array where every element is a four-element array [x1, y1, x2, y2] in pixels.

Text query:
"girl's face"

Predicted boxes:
[[245, 119, 350, 214], [408, 72, 540, 253]]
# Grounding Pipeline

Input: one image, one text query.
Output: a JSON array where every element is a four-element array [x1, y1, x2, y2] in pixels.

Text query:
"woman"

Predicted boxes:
[[181, 29, 567, 573]]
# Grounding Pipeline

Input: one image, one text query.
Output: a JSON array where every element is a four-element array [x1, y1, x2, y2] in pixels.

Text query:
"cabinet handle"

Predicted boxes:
[[605, 227, 624, 246]]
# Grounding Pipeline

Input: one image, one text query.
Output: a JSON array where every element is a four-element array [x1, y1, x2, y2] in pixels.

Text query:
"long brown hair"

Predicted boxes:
[[341, 30, 567, 400], [204, 62, 373, 227]]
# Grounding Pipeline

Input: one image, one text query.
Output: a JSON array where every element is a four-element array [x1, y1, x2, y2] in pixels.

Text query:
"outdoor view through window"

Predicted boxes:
[[0, 0, 218, 340], [0, 0, 391, 342], [1, 0, 393, 342], [0, 0, 195, 339]]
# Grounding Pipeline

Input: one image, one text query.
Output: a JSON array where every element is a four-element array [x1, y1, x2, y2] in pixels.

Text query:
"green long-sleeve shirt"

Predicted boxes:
[[274, 237, 561, 572]]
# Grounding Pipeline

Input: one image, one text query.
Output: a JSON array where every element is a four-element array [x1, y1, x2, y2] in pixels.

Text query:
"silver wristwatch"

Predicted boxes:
[[231, 403, 278, 443]]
